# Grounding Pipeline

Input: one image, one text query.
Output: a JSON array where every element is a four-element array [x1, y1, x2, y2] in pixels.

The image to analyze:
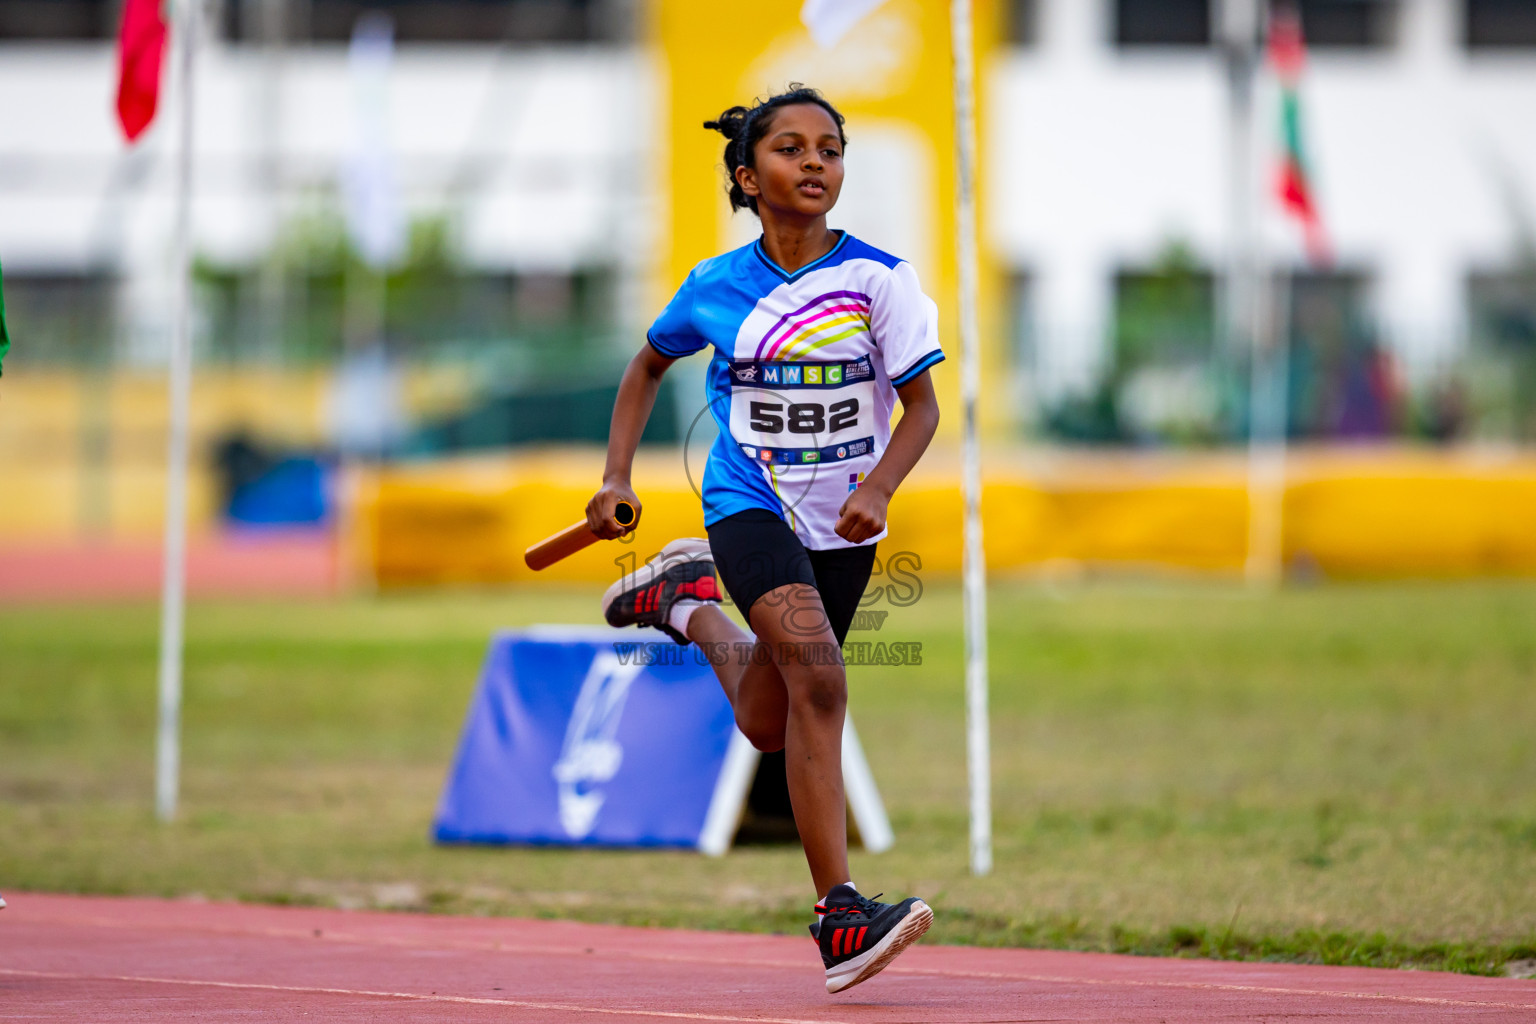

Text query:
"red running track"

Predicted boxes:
[[0, 532, 338, 603], [1, 893, 1532, 1022]]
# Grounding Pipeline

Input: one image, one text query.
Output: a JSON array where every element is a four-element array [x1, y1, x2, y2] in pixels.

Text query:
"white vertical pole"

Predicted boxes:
[[156, 0, 198, 823], [950, 0, 992, 877], [1248, 263, 1288, 585], [1220, 0, 1282, 587], [1220, 0, 1257, 379]]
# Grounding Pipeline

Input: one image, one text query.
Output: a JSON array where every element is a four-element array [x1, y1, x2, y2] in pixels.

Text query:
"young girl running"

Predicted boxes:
[[586, 85, 942, 994]]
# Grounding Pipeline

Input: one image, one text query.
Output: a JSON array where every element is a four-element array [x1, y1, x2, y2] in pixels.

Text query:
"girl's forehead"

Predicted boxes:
[[763, 104, 839, 137]]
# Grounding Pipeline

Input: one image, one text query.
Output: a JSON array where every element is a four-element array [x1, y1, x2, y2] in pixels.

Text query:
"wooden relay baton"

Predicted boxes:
[[524, 500, 636, 571]]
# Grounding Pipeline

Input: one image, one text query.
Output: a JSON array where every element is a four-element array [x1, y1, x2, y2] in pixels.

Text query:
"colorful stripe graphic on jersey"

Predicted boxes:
[[755, 291, 871, 362]]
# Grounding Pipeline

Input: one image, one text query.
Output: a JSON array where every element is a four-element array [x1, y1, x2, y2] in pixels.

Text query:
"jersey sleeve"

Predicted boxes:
[[870, 261, 944, 387], [645, 268, 709, 358]]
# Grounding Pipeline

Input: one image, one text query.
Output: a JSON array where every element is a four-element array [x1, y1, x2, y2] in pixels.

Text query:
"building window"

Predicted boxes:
[[1294, 0, 1398, 49], [0, 271, 117, 366], [1466, 269, 1536, 439], [1111, 247, 1220, 442], [223, 0, 629, 44], [1115, 0, 1210, 47], [0, 0, 118, 40], [1279, 270, 1395, 439], [1110, 0, 1399, 51], [1002, 0, 1037, 46], [196, 265, 616, 366], [1115, 260, 1216, 368], [1004, 270, 1036, 431], [1465, 0, 1536, 49], [1469, 270, 1536, 351]]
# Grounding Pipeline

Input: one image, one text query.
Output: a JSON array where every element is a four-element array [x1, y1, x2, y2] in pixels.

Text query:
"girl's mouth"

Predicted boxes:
[[798, 179, 825, 196]]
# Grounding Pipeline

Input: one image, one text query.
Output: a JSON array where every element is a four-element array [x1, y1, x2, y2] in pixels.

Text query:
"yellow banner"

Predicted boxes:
[[357, 448, 1536, 586]]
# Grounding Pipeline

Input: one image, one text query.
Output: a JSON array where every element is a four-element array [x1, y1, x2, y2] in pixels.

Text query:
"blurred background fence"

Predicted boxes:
[[4, 0, 1536, 587]]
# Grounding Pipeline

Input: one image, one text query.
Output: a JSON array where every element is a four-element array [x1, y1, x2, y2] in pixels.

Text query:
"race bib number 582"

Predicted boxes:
[[726, 356, 876, 465]]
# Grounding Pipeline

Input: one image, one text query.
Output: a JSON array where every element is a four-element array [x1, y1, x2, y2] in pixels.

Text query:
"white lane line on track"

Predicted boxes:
[[0, 968, 843, 1024], [17, 913, 1536, 1013]]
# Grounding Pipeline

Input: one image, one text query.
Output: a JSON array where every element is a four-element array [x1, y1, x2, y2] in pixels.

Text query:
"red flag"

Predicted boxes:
[[116, 0, 168, 143]]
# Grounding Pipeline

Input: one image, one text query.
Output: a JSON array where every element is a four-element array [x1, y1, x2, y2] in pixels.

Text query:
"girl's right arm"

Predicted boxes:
[[585, 344, 676, 539]]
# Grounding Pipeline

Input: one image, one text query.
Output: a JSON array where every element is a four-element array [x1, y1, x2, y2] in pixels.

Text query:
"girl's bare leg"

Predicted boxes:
[[686, 605, 789, 751], [687, 587, 848, 897]]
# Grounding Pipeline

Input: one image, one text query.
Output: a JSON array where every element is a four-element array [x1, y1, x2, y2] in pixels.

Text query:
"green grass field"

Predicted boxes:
[[3, 581, 1534, 975]]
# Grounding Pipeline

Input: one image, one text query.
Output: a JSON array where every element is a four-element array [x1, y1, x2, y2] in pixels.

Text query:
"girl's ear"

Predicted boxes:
[[734, 163, 760, 199]]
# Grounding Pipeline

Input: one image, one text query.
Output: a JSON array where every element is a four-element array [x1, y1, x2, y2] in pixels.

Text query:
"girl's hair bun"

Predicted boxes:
[[702, 105, 750, 142]]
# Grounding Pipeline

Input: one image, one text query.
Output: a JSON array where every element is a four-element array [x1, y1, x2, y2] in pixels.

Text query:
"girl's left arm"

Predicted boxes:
[[833, 371, 940, 544]]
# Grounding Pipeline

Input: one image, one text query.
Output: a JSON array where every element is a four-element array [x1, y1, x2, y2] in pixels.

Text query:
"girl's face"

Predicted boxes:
[[736, 103, 845, 220]]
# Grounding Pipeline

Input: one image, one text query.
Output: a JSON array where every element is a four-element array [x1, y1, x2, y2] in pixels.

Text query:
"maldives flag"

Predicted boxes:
[[1269, 3, 1330, 265], [116, 0, 168, 143]]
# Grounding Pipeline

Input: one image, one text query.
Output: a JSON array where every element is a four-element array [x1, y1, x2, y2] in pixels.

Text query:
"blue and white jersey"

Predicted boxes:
[[648, 232, 943, 550]]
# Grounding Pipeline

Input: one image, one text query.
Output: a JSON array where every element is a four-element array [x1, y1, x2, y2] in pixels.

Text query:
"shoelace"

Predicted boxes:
[[834, 892, 885, 918]]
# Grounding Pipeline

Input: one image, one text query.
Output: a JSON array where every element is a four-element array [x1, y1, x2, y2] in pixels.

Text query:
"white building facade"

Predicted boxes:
[[993, 0, 1536, 414], [2, 0, 1534, 438]]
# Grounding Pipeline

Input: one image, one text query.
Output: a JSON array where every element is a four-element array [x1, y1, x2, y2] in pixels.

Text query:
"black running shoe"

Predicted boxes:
[[601, 538, 721, 645], [810, 884, 932, 993]]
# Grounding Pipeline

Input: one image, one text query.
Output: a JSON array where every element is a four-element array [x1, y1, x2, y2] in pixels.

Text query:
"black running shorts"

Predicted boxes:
[[706, 508, 876, 646]]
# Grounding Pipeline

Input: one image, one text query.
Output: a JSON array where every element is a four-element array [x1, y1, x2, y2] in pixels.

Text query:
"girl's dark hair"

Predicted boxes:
[[703, 85, 847, 214]]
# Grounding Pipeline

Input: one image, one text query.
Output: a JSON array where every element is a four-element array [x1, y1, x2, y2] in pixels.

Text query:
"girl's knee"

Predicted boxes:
[[789, 662, 846, 717]]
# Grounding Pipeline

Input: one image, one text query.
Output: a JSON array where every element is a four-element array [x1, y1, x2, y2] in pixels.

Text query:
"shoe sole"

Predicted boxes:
[[824, 900, 932, 994], [601, 538, 714, 622]]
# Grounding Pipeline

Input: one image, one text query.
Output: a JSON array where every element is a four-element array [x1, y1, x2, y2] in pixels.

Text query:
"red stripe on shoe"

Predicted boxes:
[[676, 576, 720, 601], [855, 926, 867, 951], [831, 929, 842, 957]]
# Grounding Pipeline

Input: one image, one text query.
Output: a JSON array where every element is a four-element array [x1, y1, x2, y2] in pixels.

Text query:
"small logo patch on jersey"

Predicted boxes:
[[827, 366, 843, 384], [804, 366, 822, 384], [836, 446, 847, 458], [734, 365, 757, 382], [759, 449, 774, 462], [762, 365, 780, 384], [849, 471, 866, 492], [802, 451, 820, 463], [743, 446, 757, 457], [847, 439, 870, 457], [844, 360, 872, 381], [782, 365, 802, 385]]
